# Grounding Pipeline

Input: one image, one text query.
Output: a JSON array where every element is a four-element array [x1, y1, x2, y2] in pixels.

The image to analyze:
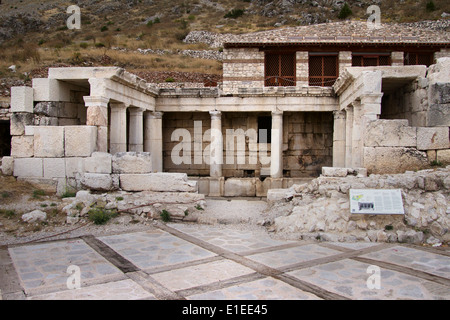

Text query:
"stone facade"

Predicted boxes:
[[1, 47, 449, 198]]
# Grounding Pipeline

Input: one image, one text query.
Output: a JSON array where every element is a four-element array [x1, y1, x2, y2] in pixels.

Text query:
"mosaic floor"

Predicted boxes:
[[1, 223, 449, 300]]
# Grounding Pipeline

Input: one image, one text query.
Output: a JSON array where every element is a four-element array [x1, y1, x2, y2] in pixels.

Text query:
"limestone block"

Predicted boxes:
[[22, 210, 47, 223], [224, 178, 256, 197], [322, 167, 348, 177], [267, 189, 290, 202], [427, 104, 450, 127], [43, 158, 66, 179], [32, 78, 71, 102], [365, 120, 417, 147], [65, 157, 85, 178], [208, 177, 224, 197], [364, 147, 429, 174], [112, 152, 152, 174], [84, 152, 112, 174], [437, 149, 450, 164], [33, 126, 64, 158], [81, 173, 115, 191], [13, 158, 43, 178], [11, 86, 33, 113], [64, 126, 97, 157], [120, 173, 197, 192], [34, 101, 61, 117], [10, 113, 34, 136], [11, 136, 34, 158], [416, 127, 449, 150], [1, 156, 14, 176]]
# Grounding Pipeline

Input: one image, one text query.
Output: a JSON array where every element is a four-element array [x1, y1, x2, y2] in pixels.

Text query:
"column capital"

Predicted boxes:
[[146, 111, 164, 119], [333, 110, 346, 120], [128, 107, 145, 116], [83, 96, 109, 108], [209, 110, 222, 120], [109, 102, 128, 110], [271, 110, 283, 117]]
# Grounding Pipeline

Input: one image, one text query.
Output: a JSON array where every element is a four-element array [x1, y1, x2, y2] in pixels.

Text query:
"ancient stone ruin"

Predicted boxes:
[[0, 21, 449, 242]]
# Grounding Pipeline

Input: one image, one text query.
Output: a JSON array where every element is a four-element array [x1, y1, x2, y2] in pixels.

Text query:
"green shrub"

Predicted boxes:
[[165, 77, 175, 82], [61, 190, 76, 198], [338, 3, 352, 19], [88, 208, 118, 225], [100, 26, 108, 32], [224, 9, 244, 19], [160, 209, 171, 222], [426, 0, 436, 12], [79, 42, 89, 49], [32, 189, 46, 199]]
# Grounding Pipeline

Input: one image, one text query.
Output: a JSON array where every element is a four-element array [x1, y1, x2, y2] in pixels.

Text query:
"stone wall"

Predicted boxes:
[[284, 112, 333, 177], [222, 48, 265, 94], [162, 111, 333, 179], [266, 167, 450, 244], [363, 119, 450, 173]]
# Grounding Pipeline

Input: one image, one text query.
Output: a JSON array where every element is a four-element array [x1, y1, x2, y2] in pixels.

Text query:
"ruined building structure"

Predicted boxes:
[[2, 21, 450, 197]]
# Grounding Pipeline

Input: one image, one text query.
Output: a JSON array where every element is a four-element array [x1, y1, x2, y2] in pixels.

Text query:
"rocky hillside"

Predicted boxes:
[[0, 0, 448, 93]]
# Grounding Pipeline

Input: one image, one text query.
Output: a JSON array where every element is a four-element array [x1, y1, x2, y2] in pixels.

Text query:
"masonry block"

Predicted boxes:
[[364, 147, 428, 174], [365, 120, 417, 147], [1, 156, 14, 176], [65, 157, 85, 178], [84, 152, 112, 174], [224, 178, 256, 197], [112, 152, 152, 174], [11, 135, 34, 158], [13, 158, 43, 178], [80, 173, 115, 191], [34, 126, 65, 158], [11, 87, 34, 113], [32, 78, 71, 102], [437, 149, 450, 164], [64, 126, 97, 157], [43, 158, 66, 179], [10, 113, 35, 136], [120, 173, 197, 192], [416, 127, 450, 150]]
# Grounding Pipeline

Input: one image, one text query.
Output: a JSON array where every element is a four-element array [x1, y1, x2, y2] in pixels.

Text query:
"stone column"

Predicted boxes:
[[83, 96, 109, 153], [270, 110, 283, 178], [128, 107, 144, 152], [339, 51, 352, 75], [109, 102, 128, 154], [391, 51, 404, 66], [296, 51, 309, 87], [332, 110, 346, 167], [209, 110, 223, 178], [144, 111, 163, 173], [351, 101, 364, 168], [345, 106, 353, 168]]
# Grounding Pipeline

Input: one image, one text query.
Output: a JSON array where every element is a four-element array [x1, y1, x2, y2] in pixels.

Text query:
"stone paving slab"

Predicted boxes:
[[1, 223, 449, 300], [151, 259, 255, 292], [187, 277, 322, 300], [360, 246, 450, 279], [7, 239, 125, 296], [98, 230, 216, 272], [27, 279, 155, 300], [287, 258, 450, 300], [167, 223, 296, 253], [246, 244, 342, 269]]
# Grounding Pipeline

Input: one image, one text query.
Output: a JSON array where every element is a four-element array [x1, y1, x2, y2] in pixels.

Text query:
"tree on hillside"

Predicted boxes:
[[338, 3, 353, 20]]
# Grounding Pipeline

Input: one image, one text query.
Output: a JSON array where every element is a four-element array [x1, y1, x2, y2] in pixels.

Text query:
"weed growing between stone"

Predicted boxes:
[[88, 207, 118, 225]]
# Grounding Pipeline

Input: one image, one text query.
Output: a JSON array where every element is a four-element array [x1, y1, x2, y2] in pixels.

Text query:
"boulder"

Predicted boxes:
[[22, 210, 47, 223]]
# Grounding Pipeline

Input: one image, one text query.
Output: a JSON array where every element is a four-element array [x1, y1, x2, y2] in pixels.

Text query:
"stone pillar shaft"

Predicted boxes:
[[128, 107, 144, 152], [270, 111, 283, 178], [83, 96, 109, 153], [333, 110, 346, 167], [109, 103, 127, 154], [144, 111, 163, 173], [209, 110, 223, 178]]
